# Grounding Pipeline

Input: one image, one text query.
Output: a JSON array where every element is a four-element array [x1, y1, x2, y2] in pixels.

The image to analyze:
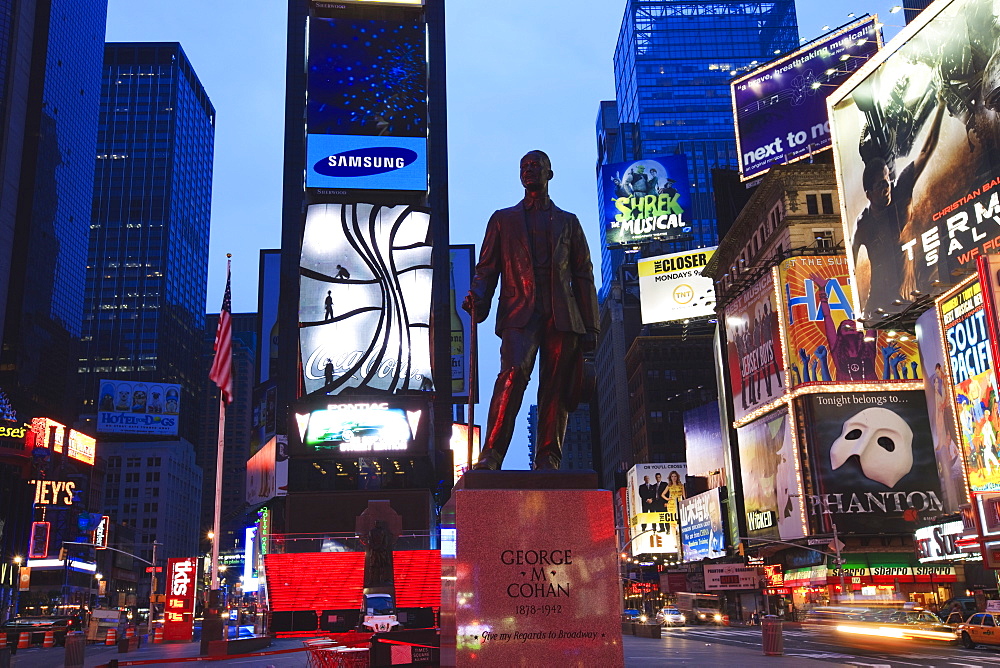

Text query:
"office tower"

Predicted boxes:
[[199, 311, 256, 554], [0, 0, 108, 620], [78, 43, 215, 445], [528, 405, 595, 471]]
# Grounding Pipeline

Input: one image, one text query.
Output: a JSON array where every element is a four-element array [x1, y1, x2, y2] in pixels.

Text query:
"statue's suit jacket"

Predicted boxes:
[[470, 199, 599, 338]]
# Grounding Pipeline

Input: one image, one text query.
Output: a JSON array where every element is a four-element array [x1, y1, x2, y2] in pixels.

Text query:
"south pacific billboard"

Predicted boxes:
[[725, 270, 784, 421], [732, 17, 880, 180], [779, 255, 922, 388], [800, 390, 943, 533], [830, 0, 1000, 321], [97, 379, 180, 436], [298, 203, 433, 396], [305, 16, 427, 191], [599, 157, 691, 246], [637, 247, 717, 324]]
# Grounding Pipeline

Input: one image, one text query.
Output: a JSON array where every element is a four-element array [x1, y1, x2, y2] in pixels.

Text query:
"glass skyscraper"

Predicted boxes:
[[78, 43, 215, 444], [599, 0, 799, 297]]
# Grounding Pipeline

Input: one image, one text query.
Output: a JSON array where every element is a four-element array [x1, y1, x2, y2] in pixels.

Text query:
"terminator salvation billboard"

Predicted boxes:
[[779, 255, 922, 388], [725, 270, 784, 421], [638, 248, 717, 324], [299, 203, 433, 396], [599, 157, 691, 246], [800, 391, 943, 533], [733, 17, 879, 180], [830, 0, 1000, 321]]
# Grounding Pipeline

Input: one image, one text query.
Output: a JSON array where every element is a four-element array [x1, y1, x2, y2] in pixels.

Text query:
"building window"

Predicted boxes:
[[126, 457, 140, 467], [146, 457, 161, 467], [146, 472, 160, 482], [813, 229, 835, 250], [108, 457, 121, 468], [805, 193, 836, 215], [125, 472, 139, 483]]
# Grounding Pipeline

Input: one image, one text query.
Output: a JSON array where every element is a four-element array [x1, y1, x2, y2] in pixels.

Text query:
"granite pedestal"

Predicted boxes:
[[440, 470, 624, 667]]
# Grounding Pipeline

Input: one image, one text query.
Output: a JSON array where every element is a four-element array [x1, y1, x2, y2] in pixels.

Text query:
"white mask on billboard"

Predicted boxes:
[[829, 407, 913, 488]]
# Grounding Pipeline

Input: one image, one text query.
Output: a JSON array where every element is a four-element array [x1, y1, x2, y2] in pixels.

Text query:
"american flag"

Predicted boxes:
[[209, 260, 233, 404]]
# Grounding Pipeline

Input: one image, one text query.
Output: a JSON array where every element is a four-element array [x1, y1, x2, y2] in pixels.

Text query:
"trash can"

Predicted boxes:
[[64, 632, 85, 668], [761, 615, 783, 656]]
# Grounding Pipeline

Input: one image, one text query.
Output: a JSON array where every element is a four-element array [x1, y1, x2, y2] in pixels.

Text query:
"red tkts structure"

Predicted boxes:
[[264, 551, 441, 612]]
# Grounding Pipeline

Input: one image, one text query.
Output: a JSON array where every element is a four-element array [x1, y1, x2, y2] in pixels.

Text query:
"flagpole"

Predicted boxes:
[[211, 397, 225, 590]]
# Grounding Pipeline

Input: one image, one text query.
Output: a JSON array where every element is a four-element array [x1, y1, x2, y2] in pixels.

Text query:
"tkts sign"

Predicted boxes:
[[164, 558, 197, 641]]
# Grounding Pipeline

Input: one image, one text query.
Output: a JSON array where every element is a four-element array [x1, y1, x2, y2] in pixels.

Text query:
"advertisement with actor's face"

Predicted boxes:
[[801, 391, 943, 533], [626, 463, 687, 556], [638, 248, 717, 324], [299, 203, 432, 396], [830, 0, 1000, 321], [599, 157, 691, 246], [736, 409, 804, 541], [680, 489, 726, 562], [941, 278, 1000, 492], [725, 270, 784, 421], [915, 308, 965, 510], [733, 17, 880, 180], [779, 255, 922, 387]]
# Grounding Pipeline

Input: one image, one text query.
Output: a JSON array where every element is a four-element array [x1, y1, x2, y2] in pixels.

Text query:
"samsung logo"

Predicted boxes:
[[315, 147, 418, 177]]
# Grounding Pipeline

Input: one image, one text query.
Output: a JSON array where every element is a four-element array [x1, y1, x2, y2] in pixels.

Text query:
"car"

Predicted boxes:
[[1, 616, 80, 647], [939, 597, 977, 622], [958, 612, 1000, 648], [621, 608, 642, 623], [656, 607, 686, 626]]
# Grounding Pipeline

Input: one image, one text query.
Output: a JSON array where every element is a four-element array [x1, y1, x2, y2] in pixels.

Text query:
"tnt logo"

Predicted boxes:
[[673, 284, 695, 304]]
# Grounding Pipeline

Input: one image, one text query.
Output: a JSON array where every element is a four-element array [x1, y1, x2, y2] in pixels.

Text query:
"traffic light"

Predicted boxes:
[[737, 542, 746, 557], [58, 547, 68, 561]]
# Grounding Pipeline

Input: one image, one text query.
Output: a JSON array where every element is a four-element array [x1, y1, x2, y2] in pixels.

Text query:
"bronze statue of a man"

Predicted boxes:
[[463, 150, 599, 470]]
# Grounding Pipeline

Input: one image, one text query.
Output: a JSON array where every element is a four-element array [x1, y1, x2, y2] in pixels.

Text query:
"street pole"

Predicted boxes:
[[148, 541, 159, 632], [833, 522, 847, 603]]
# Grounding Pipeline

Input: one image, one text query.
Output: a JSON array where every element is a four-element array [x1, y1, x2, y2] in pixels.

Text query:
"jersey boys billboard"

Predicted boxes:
[[299, 203, 433, 396], [600, 157, 691, 246], [732, 17, 879, 180], [305, 16, 428, 192], [638, 248, 717, 324], [725, 270, 784, 421]]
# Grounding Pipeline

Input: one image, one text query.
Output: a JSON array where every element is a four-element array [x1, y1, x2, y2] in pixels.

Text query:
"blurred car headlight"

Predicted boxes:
[[714, 614, 723, 622]]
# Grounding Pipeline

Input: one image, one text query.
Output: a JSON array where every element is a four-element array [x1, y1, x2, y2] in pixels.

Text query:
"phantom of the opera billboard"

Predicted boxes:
[[800, 390, 943, 533], [637, 248, 717, 324], [679, 488, 726, 563], [725, 270, 784, 421], [625, 463, 688, 556], [778, 255, 922, 388], [599, 156, 691, 246], [305, 15, 428, 192], [732, 17, 880, 180], [289, 395, 430, 459], [736, 409, 805, 541], [97, 378, 180, 436], [830, 0, 1000, 321], [299, 203, 433, 396]]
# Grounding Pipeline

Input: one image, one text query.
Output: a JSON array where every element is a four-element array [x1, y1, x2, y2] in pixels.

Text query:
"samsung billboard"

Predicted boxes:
[[733, 17, 880, 180]]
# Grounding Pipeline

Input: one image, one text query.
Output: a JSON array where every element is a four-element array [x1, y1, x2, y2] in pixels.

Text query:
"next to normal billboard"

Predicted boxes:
[[732, 17, 880, 180], [306, 135, 427, 191]]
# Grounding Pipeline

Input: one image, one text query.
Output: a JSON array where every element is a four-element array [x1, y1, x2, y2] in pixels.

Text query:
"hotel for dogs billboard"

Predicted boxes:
[[599, 157, 691, 246], [97, 379, 180, 436], [829, 0, 1000, 322], [298, 203, 433, 396], [637, 248, 717, 324], [305, 14, 428, 192], [732, 17, 880, 180]]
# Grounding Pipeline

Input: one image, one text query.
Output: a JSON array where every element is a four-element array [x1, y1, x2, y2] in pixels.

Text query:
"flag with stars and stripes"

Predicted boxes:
[[209, 260, 233, 404]]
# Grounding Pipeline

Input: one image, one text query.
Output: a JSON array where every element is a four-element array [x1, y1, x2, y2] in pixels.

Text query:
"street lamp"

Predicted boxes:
[[12, 556, 23, 620]]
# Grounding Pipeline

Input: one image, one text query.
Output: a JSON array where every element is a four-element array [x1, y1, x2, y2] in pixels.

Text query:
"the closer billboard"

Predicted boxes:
[[97, 379, 180, 436], [637, 248, 717, 324], [599, 157, 691, 246], [306, 15, 427, 192], [299, 203, 433, 396], [732, 17, 880, 180], [829, 0, 1000, 321]]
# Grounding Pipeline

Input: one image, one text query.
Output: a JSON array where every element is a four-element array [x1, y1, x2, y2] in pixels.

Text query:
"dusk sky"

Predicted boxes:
[[106, 1, 909, 469]]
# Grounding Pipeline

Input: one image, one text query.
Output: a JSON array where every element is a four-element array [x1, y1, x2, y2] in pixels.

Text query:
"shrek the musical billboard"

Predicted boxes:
[[830, 0, 1000, 321], [599, 157, 691, 245]]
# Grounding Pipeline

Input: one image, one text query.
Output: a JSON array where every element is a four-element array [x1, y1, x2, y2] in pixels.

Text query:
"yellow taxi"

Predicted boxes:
[[957, 612, 1000, 648]]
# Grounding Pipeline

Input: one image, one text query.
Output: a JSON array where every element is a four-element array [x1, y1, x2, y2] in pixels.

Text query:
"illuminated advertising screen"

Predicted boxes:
[[449, 246, 475, 400], [724, 270, 784, 421], [164, 558, 197, 642], [299, 203, 432, 396], [940, 277, 1000, 492], [449, 423, 480, 484], [829, 0, 1000, 321], [800, 390, 942, 533], [736, 409, 804, 541], [258, 250, 280, 385], [733, 17, 880, 180], [246, 436, 288, 506], [291, 396, 429, 458], [599, 157, 691, 246], [637, 248, 717, 324], [680, 489, 726, 562], [97, 379, 180, 436], [306, 16, 427, 192], [626, 463, 687, 556], [778, 255, 922, 388], [684, 402, 725, 478], [915, 308, 965, 511], [66, 430, 95, 466]]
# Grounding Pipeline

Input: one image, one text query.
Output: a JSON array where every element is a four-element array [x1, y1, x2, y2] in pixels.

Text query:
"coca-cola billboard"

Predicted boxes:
[[164, 557, 197, 641]]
